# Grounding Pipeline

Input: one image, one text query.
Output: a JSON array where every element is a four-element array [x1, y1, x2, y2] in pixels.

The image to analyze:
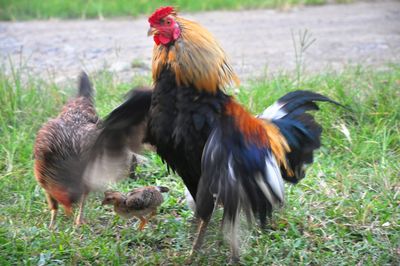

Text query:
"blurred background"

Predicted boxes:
[[1, 0, 399, 83], [0, 0, 353, 20]]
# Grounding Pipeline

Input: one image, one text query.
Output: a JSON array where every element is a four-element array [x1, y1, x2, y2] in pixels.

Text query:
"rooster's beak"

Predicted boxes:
[[147, 27, 157, 36]]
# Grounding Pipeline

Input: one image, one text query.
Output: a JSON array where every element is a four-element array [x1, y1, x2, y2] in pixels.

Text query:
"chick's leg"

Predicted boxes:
[[148, 209, 157, 220], [46, 193, 58, 229], [143, 209, 159, 230], [75, 191, 88, 226], [138, 216, 147, 231]]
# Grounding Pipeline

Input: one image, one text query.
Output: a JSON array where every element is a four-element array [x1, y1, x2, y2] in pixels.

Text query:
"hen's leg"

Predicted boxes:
[[75, 191, 88, 226], [46, 193, 58, 229]]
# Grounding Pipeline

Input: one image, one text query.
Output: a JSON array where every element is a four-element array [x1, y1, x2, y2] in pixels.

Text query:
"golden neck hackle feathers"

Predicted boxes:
[[152, 17, 240, 94]]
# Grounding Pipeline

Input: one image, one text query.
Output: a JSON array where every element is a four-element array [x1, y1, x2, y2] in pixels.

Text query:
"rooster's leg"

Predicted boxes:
[[190, 217, 210, 257], [229, 226, 240, 264], [75, 191, 88, 226], [46, 193, 58, 229]]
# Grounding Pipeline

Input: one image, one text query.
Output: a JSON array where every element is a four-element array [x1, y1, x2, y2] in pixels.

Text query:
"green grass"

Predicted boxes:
[[0, 0, 348, 21], [0, 65, 399, 265]]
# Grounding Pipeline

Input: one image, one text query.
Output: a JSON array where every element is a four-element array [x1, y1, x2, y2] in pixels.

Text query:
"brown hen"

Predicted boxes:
[[34, 72, 99, 228]]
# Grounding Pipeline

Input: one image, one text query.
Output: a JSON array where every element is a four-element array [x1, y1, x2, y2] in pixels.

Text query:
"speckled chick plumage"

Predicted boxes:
[[102, 186, 169, 230]]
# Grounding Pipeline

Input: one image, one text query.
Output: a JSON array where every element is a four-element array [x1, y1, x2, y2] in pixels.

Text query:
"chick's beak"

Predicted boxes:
[[147, 27, 157, 36]]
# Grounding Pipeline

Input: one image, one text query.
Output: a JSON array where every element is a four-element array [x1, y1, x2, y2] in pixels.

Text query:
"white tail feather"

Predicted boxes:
[[265, 156, 285, 202], [255, 174, 278, 207], [255, 154, 285, 207], [258, 101, 287, 120]]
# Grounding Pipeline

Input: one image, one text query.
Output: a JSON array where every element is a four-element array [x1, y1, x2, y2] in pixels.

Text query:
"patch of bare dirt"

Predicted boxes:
[[0, 1, 399, 83]]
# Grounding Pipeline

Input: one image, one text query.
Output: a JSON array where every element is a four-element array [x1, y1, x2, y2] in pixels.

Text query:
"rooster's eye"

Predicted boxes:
[[166, 20, 171, 25]]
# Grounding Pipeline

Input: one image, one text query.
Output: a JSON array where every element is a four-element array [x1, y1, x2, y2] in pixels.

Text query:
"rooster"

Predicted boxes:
[[89, 6, 341, 262]]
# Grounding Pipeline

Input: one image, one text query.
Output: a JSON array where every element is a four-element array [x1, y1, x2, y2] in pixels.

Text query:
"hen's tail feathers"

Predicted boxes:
[[78, 71, 94, 101], [259, 90, 343, 183], [83, 87, 152, 190], [156, 186, 170, 193]]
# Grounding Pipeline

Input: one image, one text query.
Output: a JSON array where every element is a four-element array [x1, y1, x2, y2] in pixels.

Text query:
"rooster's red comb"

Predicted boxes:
[[148, 6, 176, 25]]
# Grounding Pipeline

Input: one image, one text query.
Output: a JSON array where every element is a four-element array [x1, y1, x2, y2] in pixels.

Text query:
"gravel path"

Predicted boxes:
[[1, 1, 399, 82]]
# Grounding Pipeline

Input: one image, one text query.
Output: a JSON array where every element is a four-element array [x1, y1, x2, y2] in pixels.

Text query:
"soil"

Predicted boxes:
[[0, 0, 399, 83]]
